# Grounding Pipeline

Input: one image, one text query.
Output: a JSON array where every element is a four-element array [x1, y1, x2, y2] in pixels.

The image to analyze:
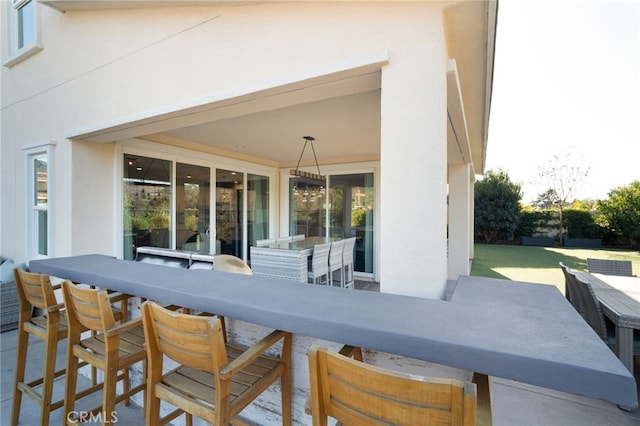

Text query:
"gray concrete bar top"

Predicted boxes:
[[29, 254, 638, 409]]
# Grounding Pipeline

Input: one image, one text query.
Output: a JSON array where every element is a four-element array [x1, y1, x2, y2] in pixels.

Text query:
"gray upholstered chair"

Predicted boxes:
[[559, 262, 581, 314], [573, 274, 640, 357]]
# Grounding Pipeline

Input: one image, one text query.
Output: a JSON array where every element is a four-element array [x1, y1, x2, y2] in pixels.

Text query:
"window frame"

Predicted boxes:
[[116, 141, 276, 261], [24, 143, 54, 260], [3, 0, 42, 68]]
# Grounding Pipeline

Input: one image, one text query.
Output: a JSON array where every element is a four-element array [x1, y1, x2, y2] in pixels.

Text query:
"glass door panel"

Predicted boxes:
[[289, 178, 326, 237], [329, 173, 374, 274], [176, 163, 210, 253], [123, 154, 172, 260], [216, 169, 244, 257], [248, 173, 269, 247]]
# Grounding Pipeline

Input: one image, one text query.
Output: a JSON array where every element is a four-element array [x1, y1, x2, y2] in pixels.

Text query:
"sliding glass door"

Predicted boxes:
[[329, 173, 374, 274], [289, 171, 374, 275], [123, 152, 270, 261], [176, 163, 210, 253], [216, 169, 244, 258], [123, 154, 172, 260]]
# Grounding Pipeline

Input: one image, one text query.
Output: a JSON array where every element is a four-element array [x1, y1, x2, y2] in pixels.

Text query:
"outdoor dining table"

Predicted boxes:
[[250, 236, 336, 283], [578, 272, 640, 374], [29, 254, 638, 410]]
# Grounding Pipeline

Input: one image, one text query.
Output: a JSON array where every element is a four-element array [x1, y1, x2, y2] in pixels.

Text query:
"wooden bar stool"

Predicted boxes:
[[61, 281, 146, 425], [11, 268, 76, 426], [11, 269, 130, 425], [308, 345, 479, 425], [141, 301, 292, 425]]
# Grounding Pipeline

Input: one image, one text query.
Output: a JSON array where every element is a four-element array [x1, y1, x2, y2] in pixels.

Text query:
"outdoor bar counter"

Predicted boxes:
[[29, 254, 638, 410]]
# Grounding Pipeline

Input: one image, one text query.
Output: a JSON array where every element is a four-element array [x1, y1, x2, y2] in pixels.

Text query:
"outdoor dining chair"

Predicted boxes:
[[559, 262, 582, 314], [61, 281, 146, 425], [256, 238, 276, 247], [573, 274, 640, 358], [328, 239, 345, 287], [586, 258, 634, 277], [141, 301, 292, 425], [341, 237, 357, 289], [308, 242, 331, 285], [307, 345, 478, 425]]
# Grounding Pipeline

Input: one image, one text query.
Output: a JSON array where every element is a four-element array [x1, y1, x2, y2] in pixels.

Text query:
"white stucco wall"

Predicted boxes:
[[448, 163, 472, 279], [379, 8, 449, 298], [3, 2, 452, 298]]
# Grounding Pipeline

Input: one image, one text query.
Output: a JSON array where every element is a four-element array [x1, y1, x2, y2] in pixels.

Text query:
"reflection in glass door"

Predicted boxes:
[[289, 172, 374, 275], [123, 154, 172, 260], [216, 169, 244, 257], [176, 163, 210, 253], [289, 178, 326, 237], [329, 173, 374, 274]]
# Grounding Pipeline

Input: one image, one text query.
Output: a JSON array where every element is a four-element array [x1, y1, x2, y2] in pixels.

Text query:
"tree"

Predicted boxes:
[[533, 189, 560, 210], [596, 181, 640, 248], [537, 150, 590, 245], [474, 170, 522, 242]]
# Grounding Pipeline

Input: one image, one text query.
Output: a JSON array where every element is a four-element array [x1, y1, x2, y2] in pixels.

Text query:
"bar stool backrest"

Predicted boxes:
[[14, 268, 57, 313], [308, 345, 477, 425], [62, 282, 117, 333], [309, 243, 331, 284]]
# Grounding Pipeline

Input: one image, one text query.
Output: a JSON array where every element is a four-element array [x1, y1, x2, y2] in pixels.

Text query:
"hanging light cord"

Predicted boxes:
[[294, 136, 323, 177]]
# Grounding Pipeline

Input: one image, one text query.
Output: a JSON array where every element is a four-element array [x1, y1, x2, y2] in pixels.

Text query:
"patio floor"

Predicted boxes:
[[1, 279, 638, 425]]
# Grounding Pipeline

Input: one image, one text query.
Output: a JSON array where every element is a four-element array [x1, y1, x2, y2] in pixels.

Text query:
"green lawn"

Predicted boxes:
[[470, 244, 640, 294]]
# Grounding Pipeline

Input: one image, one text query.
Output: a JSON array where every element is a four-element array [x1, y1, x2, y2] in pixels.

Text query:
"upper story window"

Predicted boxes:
[[25, 144, 53, 259], [16, 0, 36, 48], [3, 0, 42, 67]]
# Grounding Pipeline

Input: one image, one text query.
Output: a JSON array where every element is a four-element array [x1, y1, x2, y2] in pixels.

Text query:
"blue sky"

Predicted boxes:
[[485, 0, 639, 202]]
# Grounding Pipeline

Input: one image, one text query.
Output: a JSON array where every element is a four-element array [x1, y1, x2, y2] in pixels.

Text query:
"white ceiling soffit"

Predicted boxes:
[[444, 0, 497, 174], [67, 51, 388, 146], [38, 1, 247, 12], [447, 59, 474, 174]]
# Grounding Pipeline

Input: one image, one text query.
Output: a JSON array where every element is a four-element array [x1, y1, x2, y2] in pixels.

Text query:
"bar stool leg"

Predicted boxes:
[[64, 341, 80, 423], [11, 326, 29, 426], [40, 331, 60, 425], [102, 353, 118, 423]]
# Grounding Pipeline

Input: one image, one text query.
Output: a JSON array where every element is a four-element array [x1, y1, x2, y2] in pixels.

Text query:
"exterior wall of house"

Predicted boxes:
[[448, 163, 473, 280], [2, 1, 452, 296]]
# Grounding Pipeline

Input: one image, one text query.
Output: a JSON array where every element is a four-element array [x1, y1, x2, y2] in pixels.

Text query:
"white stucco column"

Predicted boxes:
[[448, 163, 472, 280], [379, 24, 448, 299]]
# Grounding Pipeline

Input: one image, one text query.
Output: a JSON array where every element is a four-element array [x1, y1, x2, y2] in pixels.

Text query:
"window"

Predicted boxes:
[[26, 148, 51, 259], [122, 152, 271, 261], [16, 0, 35, 49], [4, 0, 41, 67]]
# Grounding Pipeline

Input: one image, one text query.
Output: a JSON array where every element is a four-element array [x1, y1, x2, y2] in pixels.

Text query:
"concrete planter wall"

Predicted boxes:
[[521, 236, 554, 247], [564, 238, 602, 248]]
